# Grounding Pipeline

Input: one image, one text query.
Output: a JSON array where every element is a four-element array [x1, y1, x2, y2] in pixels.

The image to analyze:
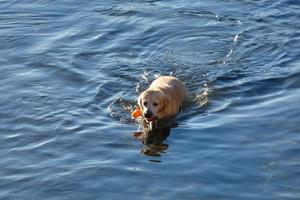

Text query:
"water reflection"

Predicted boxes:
[[133, 119, 177, 157]]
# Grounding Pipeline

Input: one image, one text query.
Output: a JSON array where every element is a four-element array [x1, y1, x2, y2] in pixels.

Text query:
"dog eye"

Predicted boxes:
[[153, 102, 159, 106], [143, 101, 148, 106]]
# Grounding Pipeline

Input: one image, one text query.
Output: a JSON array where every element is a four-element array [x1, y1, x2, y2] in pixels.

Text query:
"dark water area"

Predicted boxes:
[[1, 0, 300, 199]]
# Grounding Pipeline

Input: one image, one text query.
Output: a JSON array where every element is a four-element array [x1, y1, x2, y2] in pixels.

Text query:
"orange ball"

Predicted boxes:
[[131, 108, 143, 118]]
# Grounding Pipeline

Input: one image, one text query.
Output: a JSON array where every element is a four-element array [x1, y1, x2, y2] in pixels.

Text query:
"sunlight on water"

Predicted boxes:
[[1, 0, 300, 199]]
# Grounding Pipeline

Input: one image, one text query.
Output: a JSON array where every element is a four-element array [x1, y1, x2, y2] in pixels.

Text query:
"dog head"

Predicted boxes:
[[138, 90, 169, 122]]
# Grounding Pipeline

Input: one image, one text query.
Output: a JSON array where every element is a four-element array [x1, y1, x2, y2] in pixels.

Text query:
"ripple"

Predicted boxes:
[[1, 0, 300, 199]]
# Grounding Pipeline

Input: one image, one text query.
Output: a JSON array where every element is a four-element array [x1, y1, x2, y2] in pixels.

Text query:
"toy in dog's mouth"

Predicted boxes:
[[132, 108, 143, 118], [131, 108, 157, 123]]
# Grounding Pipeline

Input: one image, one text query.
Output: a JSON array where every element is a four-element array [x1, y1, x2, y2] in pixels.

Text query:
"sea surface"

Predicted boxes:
[[1, 0, 300, 199]]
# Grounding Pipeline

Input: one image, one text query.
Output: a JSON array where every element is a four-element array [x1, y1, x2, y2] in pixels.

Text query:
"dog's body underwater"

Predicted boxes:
[[138, 76, 187, 122]]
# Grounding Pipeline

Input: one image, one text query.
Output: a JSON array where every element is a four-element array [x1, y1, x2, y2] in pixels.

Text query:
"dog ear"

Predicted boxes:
[[159, 93, 170, 112], [138, 95, 143, 111]]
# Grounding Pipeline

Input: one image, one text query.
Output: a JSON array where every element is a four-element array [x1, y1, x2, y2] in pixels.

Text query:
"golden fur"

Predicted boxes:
[[138, 76, 186, 122]]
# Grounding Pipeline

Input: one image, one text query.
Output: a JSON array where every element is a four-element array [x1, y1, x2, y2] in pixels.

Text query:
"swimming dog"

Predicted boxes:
[[138, 76, 186, 123]]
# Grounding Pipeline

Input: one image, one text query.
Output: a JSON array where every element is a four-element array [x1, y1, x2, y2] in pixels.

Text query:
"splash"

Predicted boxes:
[[194, 83, 212, 107], [108, 97, 136, 124]]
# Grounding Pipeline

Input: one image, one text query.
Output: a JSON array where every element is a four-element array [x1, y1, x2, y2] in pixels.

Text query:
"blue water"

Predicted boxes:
[[1, 0, 300, 199]]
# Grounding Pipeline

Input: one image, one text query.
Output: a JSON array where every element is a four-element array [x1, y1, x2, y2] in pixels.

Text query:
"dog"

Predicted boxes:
[[138, 76, 187, 123]]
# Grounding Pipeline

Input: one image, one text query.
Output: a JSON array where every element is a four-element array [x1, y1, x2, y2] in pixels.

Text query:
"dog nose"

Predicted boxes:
[[144, 110, 152, 118]]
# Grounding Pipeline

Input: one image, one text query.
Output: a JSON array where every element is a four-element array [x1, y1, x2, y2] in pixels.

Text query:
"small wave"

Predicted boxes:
[[193, 83, 212, 107], [176, 8, 242, 26], [108, 97, 136, 124]]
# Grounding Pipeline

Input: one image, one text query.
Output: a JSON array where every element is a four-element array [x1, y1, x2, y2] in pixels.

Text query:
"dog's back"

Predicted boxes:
[[149, 76, 186, 102]]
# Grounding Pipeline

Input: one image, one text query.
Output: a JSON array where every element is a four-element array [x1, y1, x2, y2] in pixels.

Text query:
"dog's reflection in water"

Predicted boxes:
[[133, 119, 177, 157]]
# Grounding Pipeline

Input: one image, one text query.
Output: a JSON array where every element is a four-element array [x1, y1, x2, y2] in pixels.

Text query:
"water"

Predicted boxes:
[[1, 0, 300, 199]]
